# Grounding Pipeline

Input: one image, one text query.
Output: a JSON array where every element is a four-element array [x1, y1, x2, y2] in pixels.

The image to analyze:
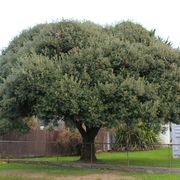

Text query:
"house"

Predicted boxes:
[[159, 124, 171, 144]]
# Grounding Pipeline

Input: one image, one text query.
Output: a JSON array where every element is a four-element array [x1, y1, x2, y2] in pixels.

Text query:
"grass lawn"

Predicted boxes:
[[30, 148, 180, 168], [0, 162, 180, 180]]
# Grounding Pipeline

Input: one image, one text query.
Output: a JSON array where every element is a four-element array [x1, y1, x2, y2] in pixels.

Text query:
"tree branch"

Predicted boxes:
[[75, 121, 86, 137], [86, 126, 101, 139]]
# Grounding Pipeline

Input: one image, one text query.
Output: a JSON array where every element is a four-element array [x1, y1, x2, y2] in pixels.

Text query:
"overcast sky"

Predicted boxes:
[[0, 0, 180, 53]]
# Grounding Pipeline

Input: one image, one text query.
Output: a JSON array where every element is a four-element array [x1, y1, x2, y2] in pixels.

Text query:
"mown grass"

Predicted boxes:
[[1, 148, 179, 179], [31, 155, 79, 162], [130, 172, 180, 180], [0, 162, 100, 175], [30, 148, 180, 168], [0, 162, 180, 180], [97, 148, 177, 167]]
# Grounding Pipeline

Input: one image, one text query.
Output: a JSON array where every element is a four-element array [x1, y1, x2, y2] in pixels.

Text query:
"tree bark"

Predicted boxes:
[[75, 121, 100, 162]]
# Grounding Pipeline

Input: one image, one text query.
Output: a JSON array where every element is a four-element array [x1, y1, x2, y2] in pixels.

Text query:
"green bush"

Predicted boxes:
[[115, 121, 160, 151], [55, 128, 82, 155]]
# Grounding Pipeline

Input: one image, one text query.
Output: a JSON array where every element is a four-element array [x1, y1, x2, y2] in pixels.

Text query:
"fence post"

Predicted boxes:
[[56, 142, 59, 162], [127, 144, 129, 167], [91, 143, 93, 168], [168, 144, 169, 168], [0, 141, 1, 161], [168, 143, 172, 171], [7, 141, 9, 163]]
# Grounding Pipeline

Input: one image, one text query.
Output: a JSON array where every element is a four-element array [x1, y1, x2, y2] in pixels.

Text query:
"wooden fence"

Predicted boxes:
[[0, 128, 113, 158], [0, 129, 59, 158]]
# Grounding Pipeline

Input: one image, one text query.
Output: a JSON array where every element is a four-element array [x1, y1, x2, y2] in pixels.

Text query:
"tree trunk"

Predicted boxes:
[[81, 134, 96, 161], [75, 121, 100, 162]]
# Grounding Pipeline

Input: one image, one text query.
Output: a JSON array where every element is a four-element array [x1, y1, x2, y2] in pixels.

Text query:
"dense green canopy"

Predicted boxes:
[[0, 20, 179, 160]]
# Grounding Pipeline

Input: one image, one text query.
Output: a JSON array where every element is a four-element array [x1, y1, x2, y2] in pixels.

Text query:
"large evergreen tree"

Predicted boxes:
[[0, 20, 179, 161]]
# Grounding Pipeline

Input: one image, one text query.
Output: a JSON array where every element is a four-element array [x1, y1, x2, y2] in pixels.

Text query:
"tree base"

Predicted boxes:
[[80, 143, 97, 162], [79, 156, 97, 162]]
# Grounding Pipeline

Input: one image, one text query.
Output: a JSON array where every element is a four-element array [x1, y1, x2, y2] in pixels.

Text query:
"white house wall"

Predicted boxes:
[[159, 124, 170, 145]]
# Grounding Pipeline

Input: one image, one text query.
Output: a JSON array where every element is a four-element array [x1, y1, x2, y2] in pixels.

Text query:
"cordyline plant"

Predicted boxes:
[[0, 20, 179, 161]]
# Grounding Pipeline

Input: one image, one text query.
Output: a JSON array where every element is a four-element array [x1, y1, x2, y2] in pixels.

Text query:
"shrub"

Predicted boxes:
[[55, 128, 82, 155], [115, 121, 160, 151]]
